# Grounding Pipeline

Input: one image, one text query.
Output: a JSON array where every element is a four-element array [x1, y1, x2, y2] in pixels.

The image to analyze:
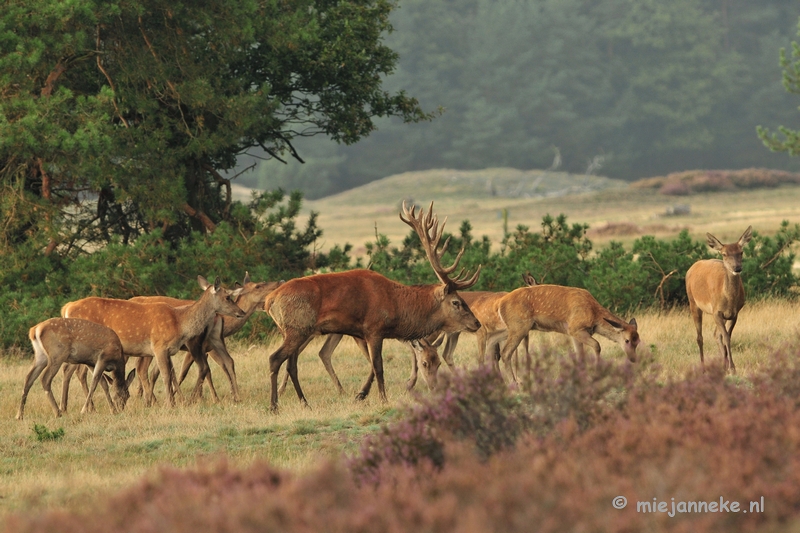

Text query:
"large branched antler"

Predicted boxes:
[[400, 201, 481, 290]]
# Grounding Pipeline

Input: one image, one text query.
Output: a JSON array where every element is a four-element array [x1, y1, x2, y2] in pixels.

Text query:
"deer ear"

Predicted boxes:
[[214, 277, 222, 291], [126, 369, 137, 387], [409, 339, 422, 350], [706, 233, 723, 251], [629, 317, 638, 329], [604, 317, 624, 331], [243, 271, 251, 285], [738, 226, 753, 247], [229, 287, 244, 299], [435, 284, 449, 301], [523, 272, 537, 286], [197, 275, 211, 290]]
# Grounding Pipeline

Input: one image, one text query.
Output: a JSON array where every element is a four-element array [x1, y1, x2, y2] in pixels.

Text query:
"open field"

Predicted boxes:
[[2, 298, 800, 521], [302, 168, 800, 255]]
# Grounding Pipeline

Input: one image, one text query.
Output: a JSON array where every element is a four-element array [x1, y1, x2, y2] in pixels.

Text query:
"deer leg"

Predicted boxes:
[[499, 329, 526, 384], [355, 337, 377, 400], [136, 356, 153, 398], [407, 343, 419, 391], [40, 362, 65, 418], [365, 337, 387, 403], [83, 362, 115, 415], [689, 302, 705, 369], [207, 338, 238, 401], [16, 350, 49, 420], [441, 332, 460, 369], [188, 339, 215, 403], [268, 333, 309, 412], [571, 329, 601, 361], [279, 337, 314, 395], [60, 363, 81, 413], [713, 313, 733, 372], [177, 351, 194, 388], [726, 316, 739, 373], [136, 357, 157, 407], [153, 350, 177, 407], [97, 373, 116, 414], [317, 334, 346, 394]]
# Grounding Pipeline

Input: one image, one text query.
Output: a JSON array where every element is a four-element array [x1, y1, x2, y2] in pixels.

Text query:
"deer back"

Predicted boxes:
[[266, 269, 478, 340]]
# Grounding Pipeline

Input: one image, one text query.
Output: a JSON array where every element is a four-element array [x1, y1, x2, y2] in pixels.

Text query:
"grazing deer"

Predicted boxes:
[[16, 318, 135, 420], [497, 285, 640, 382], [264, 201, 481, 411], [61, 276, 246, 407], [685, 226, 752, 372]]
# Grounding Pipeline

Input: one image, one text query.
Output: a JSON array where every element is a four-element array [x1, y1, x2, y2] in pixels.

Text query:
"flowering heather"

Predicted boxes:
[[7, 347, 800, 532]]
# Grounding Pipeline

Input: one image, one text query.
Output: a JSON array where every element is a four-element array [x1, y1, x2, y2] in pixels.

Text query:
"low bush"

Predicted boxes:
[[9, 346, 800, 532]]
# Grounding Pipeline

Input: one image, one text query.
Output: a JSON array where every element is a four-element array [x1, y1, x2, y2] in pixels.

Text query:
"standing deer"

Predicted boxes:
[[264, 201, 481, 411], [281, 273, 536, 395], [63, 274, 280, 407], [16, 318, 135, 420], [685, 226, 752, 372], [61, 276, 246, 407], [436, 272, 538, 369], [497, 285, 640, 382]]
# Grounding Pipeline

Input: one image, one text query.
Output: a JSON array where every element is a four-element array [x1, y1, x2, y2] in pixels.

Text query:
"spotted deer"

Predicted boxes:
[[61, 276, 245, 407], [497, 284, 640, 382], [16, 318, 135, 420]]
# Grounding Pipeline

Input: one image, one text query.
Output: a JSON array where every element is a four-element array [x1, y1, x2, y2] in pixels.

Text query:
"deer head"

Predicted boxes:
[[706, 226, 752, 276]]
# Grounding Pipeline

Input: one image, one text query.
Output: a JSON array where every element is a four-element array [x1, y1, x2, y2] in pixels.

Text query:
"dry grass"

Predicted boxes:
[[1, 298, 798, 520], [303, 169, 800, 253]]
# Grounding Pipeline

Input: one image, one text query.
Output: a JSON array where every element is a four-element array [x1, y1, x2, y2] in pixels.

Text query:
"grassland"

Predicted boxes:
[[303, 168, 800, 254], [4, 169, 800, 522], [1, 298, 799, 520]]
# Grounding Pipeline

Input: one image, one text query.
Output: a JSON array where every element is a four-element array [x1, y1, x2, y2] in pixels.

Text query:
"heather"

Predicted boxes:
[[8, 345, 800, 532]]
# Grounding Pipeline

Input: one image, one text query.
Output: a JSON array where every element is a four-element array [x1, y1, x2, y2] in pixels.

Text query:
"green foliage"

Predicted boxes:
[[758, 17, 800, 156], [0, 0, 429, 256], [0, 190, 334, 349], [32, 424, 65, 442], [362, 213, 799, 318]]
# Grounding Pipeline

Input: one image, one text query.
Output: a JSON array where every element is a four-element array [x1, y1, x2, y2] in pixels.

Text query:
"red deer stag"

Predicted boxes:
[[264, 201, 481, 411], [685, 226, 752, 372], [61, 276, 245, 407], [16, 318, 135, 420], [497, 285, 640, 382]]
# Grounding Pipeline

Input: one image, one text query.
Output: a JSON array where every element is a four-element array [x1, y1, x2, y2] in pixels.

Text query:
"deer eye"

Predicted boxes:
[[452, 300, 461, 308], [422, 361, 429, 368]]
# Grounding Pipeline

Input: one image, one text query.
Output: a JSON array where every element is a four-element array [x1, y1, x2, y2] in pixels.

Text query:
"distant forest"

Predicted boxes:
[[242, 0, 800, 199]]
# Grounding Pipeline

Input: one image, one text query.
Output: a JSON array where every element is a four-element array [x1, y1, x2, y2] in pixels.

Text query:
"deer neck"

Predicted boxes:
[[172, 290, 218, 341], [221, 293, 260, 337], [393, 284, 445, 340]]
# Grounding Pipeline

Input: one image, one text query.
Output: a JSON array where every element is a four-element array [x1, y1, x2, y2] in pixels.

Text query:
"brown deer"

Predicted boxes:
[[63, 274, 280, 407], [16, 318, 135, 420], [280, 274, 536, 394], [497, 285, 640, 382], [436, 272, 538, 369], [685, 226, 752, 372], [61, 276, 246, 407], [264, 201, 481, 411]]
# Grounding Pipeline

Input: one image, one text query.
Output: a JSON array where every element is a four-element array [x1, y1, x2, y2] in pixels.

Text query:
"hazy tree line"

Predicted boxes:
[[251, 0, 800, 198]]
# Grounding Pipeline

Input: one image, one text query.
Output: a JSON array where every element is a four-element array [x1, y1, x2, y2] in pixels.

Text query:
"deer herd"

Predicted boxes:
[[14, 202, 754, 419]]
